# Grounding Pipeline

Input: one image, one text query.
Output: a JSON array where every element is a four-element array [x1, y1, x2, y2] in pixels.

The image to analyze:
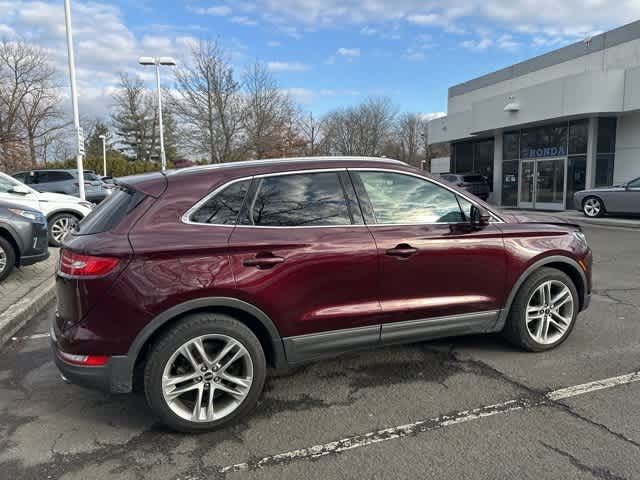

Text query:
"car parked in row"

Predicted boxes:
[[0, 172, 93, 247], [439, 172, 490, 200], [12, 169, 112, 204], [0, 200, 49, 282], [52, 156, 592, 432], [574, 176, 640, 217]]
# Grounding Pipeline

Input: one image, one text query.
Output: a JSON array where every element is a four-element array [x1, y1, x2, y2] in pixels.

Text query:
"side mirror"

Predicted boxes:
[[10, 185, 31, 195], [470, 205, 491, 227]]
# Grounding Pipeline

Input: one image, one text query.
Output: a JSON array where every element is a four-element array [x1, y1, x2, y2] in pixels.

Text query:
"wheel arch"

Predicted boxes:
[[124, 297, 287, 393], [494, 255, 587, 331], [0, 225, 20, 266], [582, 194, 606, 212], [46, 209, 84, 221]]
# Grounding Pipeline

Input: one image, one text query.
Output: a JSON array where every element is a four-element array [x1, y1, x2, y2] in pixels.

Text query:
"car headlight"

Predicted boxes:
[[572, 230, 587, 245], [8, 208, 45, 223]]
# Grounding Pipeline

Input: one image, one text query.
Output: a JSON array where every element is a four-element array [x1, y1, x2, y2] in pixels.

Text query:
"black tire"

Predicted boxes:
[[144, 313, 266, 433], [582, 196, 605, 218], [48, 212, 80, 247], [0, 236, 16, 282], [502, 267, 579, 352]]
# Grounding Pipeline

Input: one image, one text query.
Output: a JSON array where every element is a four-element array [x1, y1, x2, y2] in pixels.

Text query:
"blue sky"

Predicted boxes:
[[1, 0, 638, 118]]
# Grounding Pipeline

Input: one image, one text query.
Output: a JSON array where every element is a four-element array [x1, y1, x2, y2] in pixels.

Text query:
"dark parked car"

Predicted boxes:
[[52, 157, 592, 432], [440, 173, 490, 200], [0, 200, 49, 282], [12, 169, 111, 204], [574, 176, 640, 217]]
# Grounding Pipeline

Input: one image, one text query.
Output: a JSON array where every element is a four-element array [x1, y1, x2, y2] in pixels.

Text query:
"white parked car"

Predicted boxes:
[[0, 171, 93, 247]]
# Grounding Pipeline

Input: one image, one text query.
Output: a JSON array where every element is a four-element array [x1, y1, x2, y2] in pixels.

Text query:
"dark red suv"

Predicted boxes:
[[52, 157, 592, 432]]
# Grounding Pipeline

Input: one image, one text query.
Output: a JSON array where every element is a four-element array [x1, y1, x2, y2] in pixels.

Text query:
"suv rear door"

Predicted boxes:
[[228, 170, 382, 364], [349, 169, 506, 345]]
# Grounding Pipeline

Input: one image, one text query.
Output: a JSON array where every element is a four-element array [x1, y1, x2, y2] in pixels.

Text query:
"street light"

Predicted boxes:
[[98, 134, 107, 176], [138, 56, 176, 172], [63, 0, 85, 200]]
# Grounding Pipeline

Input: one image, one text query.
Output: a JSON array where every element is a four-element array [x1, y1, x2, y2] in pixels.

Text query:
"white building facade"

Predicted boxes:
[[429, 20, 640, 210]]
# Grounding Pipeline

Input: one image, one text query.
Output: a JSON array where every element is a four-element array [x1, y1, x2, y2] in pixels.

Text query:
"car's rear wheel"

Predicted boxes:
[[48, 213, 79, 247], [503, 268, 578, 351], [583, 196, 604, 218], [0, 237, 16, 282], [144, 313, 266, 432]]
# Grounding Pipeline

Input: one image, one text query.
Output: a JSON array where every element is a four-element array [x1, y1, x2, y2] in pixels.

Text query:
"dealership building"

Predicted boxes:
[[428, 20, 640, 211]]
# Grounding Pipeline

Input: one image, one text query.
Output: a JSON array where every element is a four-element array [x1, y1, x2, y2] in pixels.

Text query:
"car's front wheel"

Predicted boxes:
[[48, 213, 79, 247], [144, 313, 266, 432], [0, 236, 16, 282], [583, 196, 604, 218], [503, 268, 578, 351]]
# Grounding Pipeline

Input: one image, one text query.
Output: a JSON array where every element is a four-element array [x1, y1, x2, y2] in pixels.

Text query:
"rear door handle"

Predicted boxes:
[[386, 244, 418, 258], [243, 255, 285, 269]]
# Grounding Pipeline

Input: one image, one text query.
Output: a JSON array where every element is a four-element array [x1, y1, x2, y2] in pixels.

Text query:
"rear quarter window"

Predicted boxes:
[[75, 188, 146, 235]]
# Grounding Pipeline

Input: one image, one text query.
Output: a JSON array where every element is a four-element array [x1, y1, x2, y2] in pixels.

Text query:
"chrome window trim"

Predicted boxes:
[[181, 166, 504, 228]]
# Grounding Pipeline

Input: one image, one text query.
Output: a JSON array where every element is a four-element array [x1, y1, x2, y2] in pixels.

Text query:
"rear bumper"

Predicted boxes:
[[50, 322, 133, 394]]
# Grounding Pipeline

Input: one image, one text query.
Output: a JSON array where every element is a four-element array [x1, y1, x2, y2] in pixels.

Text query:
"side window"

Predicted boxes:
[[12, 173, 27, 183], [0, 176, 16, 193], [189, 180, 250, 225], [240, 172, 352, 227], [41, 171, 72, 183], [628, 177, 640, 189], [456, 196, 474, 222], [355, 171, 465, 224]]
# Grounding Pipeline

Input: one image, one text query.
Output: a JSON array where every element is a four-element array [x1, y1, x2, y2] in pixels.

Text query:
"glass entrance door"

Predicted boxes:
[[518, 158, 566, 210]]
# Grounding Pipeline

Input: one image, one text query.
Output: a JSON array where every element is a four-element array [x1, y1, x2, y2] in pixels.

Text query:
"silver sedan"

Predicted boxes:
[[574, 177, 640, 217]]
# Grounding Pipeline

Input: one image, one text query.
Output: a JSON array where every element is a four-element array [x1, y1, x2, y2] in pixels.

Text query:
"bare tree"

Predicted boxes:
[[172, 40, 243, 163], [395, 112, 424, 167], [242, 62, 295, 159], [299, 111, 322, 156], [0, 40, 64, 168]]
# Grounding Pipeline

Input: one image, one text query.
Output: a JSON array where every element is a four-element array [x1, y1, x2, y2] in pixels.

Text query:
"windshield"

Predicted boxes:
[[83, 172, 100, 181], [0, 172, 37, 194]]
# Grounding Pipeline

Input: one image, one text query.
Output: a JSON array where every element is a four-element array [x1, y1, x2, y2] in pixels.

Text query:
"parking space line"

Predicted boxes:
[[220, 370, 640, 474], [10, 332, 51, 341]]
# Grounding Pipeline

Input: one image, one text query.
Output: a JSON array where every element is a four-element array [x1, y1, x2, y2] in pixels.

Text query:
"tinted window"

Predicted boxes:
[[356, 171, 465, 224], [628, 178, 640, 189], [503, 131, 519, 160], [569, 120, 588, 155], [12, 173, 27, 183], [597, 117, 617, 153], [37, 171, 73, 183], [76, 188, 146, 235], [241, 172, 351, 227], [84, 172, 100, 181], [190, 180, 250, 225], [456, 196, 474, 222]]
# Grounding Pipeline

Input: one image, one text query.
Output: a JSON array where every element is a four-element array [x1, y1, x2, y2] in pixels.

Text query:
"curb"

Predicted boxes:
[[571, 217, 640, 229], [0, 277, 56, 348]]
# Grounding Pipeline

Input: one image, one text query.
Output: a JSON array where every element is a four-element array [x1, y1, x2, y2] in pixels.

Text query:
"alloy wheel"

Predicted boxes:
[[161, 334, 254, 423], [583, 198, 601, 217], [526, 280, 574, 345], [0, 246, 7, 274], [51, 216, 78, 244]]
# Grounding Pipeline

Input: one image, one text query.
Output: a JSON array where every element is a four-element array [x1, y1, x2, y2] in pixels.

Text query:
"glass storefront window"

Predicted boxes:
[[520, 123, 568, 159], [501, 160, 519, 207], [567, 155, 586, 209], [503, 132, 519, 160], [568, 120, 588, 155], [595, 154, 615, 187], [597, 118, 617, 154], [453, 142, 473, 173]]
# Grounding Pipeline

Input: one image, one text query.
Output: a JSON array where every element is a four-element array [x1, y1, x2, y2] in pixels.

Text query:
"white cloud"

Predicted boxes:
[[406, 13, 440, 25], [337, 47, 360, 57], [461, 37, 493, 51], [497, 33, 519, 50], [267, 40, 281, 47], [267, 61, 310, 72], [231, 15, 258, 26], [281, 87, 313, 104], [360, 26, 377, 36], [192, 5, 232, 16], [420, 112, 447, 122]]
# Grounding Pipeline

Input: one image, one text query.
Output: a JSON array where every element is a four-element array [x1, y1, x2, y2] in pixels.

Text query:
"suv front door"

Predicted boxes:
[[350, 169, 507, 345], [228, 170, 383, 364]]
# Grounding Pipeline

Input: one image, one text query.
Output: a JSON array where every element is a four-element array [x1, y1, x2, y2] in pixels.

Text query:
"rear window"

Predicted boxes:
[[75, 188, 146, 235], [463, 175, 485, 183]]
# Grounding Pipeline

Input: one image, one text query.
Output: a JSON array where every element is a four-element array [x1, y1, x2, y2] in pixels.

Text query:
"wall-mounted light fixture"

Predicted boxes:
[[504, 95, 520, 112]]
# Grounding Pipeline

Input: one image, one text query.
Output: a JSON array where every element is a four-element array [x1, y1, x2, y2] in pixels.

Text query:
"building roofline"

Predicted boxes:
[[449, 19, 640, 98]]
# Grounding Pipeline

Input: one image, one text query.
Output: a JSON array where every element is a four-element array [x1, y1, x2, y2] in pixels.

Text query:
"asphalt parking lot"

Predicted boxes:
[[1, 223, 639, 480]]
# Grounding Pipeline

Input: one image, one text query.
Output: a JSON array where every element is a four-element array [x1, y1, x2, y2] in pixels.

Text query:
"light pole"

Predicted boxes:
[[138, 56, 176, 172], [63, 0, 85, 200], [99, 134, 107, 176]]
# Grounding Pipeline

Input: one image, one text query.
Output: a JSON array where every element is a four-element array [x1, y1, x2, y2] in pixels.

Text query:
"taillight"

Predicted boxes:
[[59, 249, 119, 277], [57, 351, 109, 366]]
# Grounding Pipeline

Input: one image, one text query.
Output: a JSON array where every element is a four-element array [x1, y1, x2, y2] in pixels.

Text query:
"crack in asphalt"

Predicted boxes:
[[540, 442, 628, 480]]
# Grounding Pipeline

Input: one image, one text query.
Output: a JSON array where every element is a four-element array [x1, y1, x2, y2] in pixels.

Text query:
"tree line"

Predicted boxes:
[[1, 39, 448, 176]]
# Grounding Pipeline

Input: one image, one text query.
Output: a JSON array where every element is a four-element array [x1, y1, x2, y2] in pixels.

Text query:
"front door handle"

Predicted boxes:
[[243, 254, 285, 269], [386, 244, 418, 258]]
